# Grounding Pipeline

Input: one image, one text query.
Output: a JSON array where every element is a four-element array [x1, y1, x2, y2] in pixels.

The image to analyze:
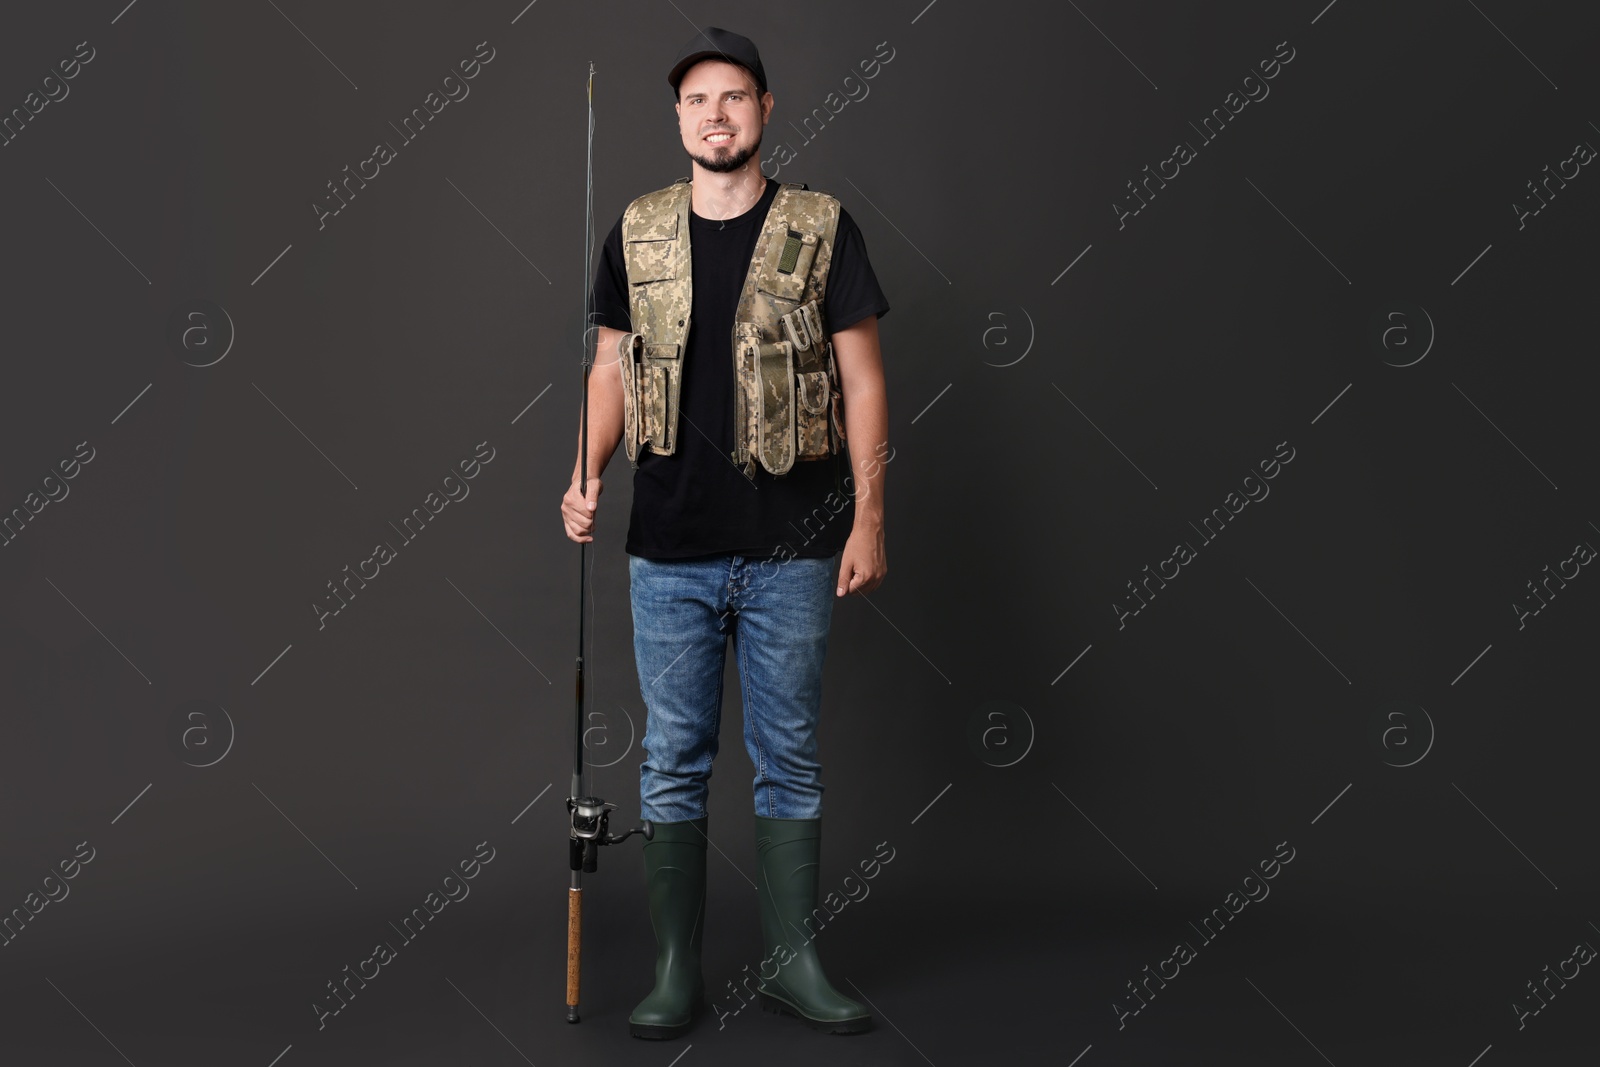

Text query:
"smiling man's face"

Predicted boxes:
[[675, 58, 771, 174]]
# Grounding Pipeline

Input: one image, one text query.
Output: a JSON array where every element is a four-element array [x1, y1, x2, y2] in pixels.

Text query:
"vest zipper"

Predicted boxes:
[[732, 183, 760, 475], [677, 309, 691, 455], [729, 318, 744, 471]]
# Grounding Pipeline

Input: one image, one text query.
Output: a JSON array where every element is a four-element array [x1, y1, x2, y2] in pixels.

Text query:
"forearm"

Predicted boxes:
[[571, 344, 624, 484], [830, 314, 889, 530], [843, 383, 888, 528]]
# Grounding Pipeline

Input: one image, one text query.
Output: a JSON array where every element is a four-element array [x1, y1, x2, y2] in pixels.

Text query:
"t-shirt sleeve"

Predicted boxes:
[[589, 214, 632, 332], [823, 206, 891, 335]]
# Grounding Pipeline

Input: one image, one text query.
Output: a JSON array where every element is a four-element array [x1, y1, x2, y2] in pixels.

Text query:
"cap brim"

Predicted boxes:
[[668, 50, 761, 91]]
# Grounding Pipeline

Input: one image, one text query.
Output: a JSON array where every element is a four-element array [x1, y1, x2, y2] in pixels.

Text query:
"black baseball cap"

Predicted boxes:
[[667, 26, 767, 96]]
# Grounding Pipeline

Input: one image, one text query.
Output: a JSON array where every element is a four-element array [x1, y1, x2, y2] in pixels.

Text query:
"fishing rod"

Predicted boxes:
[[565, 60, 651, 1026]]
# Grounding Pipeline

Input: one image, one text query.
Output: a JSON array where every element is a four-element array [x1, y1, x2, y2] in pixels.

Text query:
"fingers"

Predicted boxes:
[[564, 517, 594, 542], [837, 557, 886, 595], [561, 477, 602, 543], [561, 501, 592, 542]]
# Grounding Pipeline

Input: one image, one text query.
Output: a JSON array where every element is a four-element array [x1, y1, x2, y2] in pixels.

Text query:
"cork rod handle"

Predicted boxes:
[[565, 887, 582, 1021]]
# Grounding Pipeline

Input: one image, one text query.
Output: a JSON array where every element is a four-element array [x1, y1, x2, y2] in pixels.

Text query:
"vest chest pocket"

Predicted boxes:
[[626, 236, 688, 346], [624, 236, 677, 285], [756, 228, 819, 303], [795, 369, 832, 459]]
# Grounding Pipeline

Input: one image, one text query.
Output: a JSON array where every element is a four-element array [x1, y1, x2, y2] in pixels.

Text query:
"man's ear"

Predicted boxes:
[[761, 91, 773, 124]]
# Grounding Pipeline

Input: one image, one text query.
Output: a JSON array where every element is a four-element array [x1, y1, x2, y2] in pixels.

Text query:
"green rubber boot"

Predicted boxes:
[[628, 817, 708, 1039], [753, 815, 872, 1034]]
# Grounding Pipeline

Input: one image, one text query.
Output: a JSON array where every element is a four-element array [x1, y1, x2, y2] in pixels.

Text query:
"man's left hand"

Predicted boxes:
[[837, 524, 886, 596]]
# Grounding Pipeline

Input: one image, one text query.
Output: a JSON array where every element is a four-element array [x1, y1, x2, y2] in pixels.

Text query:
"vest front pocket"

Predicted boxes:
[[795, 369, 832, 459], [617, 332, 643, 462], [755, 341, 796, 475], [640, 363, 669, 450]]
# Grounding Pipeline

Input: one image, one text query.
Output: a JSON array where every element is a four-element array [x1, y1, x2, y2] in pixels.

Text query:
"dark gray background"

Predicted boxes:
[[2, 0, 1597, 1064]]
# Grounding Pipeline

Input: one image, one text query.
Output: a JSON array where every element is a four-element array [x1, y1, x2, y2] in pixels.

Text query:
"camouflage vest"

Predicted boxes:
[[615, 178, 845, 478]]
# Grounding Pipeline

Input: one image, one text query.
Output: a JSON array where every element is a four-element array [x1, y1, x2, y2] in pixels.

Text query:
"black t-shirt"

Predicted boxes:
[[590, 177, 890, 560]]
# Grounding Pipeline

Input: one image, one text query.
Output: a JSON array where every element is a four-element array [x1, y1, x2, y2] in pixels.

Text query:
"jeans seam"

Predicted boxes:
[[709, 635, 725, 796], [736, 626, 771, 816]]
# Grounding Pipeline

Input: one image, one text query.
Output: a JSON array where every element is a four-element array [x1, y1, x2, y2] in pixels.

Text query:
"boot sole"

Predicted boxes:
[[758, 991, 872, 1034], [629, 1018, 693, 1040]]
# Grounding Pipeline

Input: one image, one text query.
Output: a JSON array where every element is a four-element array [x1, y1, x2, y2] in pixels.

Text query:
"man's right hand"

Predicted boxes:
[[561, 475, 603, 543]]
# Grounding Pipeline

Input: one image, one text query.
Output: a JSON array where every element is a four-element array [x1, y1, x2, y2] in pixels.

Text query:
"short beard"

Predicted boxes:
[[689, 135, 760, 174]]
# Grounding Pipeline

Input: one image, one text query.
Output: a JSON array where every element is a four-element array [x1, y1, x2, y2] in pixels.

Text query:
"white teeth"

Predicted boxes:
[[707, 134, 731, 142]]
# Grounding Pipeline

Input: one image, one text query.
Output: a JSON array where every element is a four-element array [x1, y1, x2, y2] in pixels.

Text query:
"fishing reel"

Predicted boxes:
[[567, 796, 652, 872]]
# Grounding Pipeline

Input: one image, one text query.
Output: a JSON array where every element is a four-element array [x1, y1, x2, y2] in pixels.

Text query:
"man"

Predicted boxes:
[[558, 26, 889, 1039]]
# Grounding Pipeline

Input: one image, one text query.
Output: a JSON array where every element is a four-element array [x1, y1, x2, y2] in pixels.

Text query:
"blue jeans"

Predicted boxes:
[[628, 552, 837, 823]]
